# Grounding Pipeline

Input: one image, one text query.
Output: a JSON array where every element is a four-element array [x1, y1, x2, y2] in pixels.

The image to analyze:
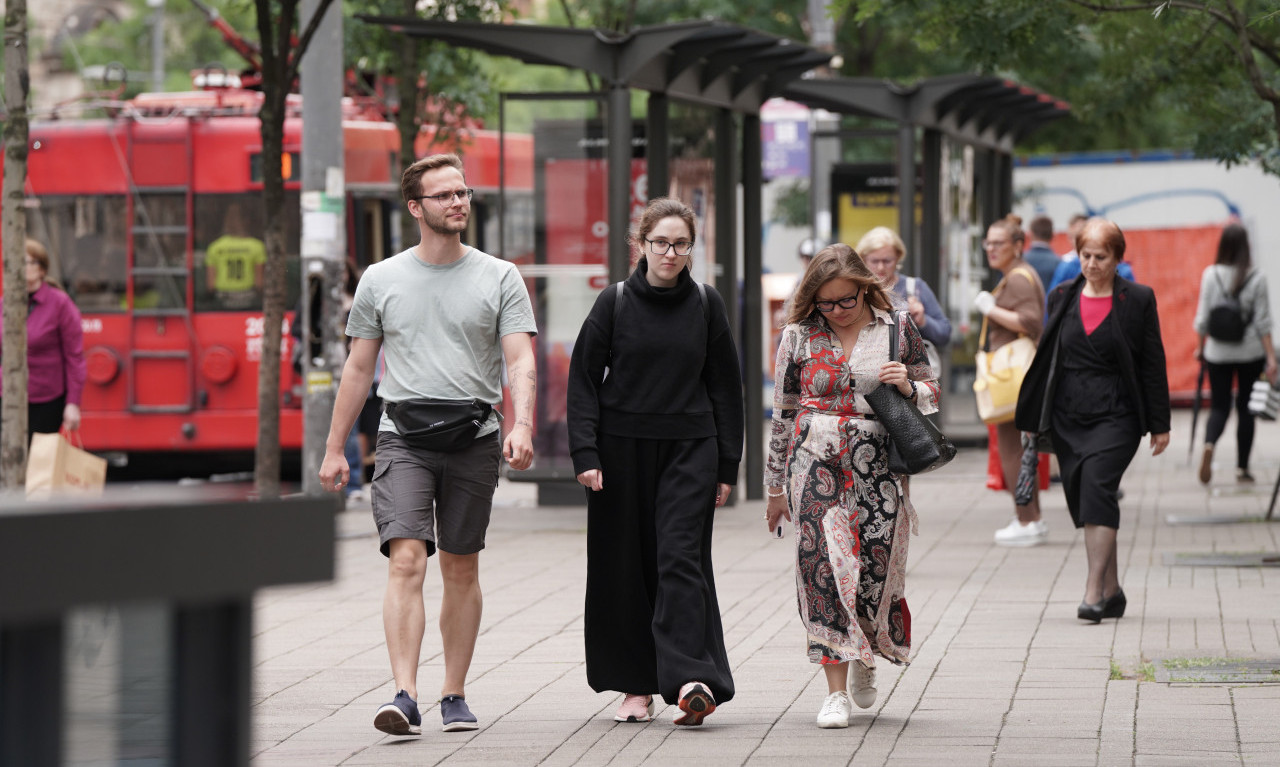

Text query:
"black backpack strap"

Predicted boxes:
[[613, 280, 626, 325], [696, 281, 709, 325]]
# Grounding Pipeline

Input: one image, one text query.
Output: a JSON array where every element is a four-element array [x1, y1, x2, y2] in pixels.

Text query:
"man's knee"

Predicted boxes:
[[437, 551, 480, 588], [387, 539, 429, 581]]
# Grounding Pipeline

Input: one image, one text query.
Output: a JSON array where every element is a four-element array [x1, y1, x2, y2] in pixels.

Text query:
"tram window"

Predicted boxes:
[[134, 193, 186, 268], [25, 195, 127, 312], [194, 192, 301, 312], [133, 275, 187, 310]]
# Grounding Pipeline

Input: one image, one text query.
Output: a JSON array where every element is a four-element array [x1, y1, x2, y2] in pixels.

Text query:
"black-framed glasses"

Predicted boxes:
[[416, 188, 474, 205], [645, 238, 694, 256], [814, 292, 860, 312]]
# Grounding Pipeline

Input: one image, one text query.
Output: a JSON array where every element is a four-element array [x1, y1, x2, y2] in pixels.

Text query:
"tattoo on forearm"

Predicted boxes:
[[508, 361, 536, 427]]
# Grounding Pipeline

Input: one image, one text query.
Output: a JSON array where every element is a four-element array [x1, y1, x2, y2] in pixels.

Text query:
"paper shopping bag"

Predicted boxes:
[[25, 431, 107, 499]]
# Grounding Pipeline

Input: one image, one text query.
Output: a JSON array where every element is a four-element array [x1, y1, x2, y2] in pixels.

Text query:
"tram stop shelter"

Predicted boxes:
[[357, 16, 1069, 499]]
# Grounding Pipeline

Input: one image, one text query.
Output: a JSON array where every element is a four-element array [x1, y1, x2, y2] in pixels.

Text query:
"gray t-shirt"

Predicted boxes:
[[346, 247, 537, 436]]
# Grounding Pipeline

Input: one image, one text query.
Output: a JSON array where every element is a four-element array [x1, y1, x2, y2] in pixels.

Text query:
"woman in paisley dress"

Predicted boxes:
[[764, 243, 938, 729]]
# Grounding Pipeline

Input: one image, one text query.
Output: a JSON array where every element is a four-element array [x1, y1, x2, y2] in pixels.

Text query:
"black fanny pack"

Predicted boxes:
[[384, 398, 495, 452]]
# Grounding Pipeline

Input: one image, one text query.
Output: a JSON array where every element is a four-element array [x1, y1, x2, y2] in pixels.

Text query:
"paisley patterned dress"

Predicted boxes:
[[765, 308, 939, 667]]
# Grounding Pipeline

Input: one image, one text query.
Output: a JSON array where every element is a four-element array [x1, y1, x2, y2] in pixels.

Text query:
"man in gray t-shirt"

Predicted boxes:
[[320, 154, 537, 737]]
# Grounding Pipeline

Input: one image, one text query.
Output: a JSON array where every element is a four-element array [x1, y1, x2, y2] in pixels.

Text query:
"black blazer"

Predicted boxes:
[[1015, 274, 1171, 437]]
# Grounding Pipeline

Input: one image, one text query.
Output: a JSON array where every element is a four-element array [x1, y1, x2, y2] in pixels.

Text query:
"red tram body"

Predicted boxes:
[[8, 88, 532, 464]]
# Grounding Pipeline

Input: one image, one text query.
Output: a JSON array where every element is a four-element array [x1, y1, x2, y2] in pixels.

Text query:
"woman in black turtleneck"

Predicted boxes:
[[567, 197, 744, 728]]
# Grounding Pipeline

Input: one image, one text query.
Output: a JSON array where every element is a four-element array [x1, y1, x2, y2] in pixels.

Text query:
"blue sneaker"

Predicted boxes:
[[373, 690, 421, 736], [440, 694, 479, 732]]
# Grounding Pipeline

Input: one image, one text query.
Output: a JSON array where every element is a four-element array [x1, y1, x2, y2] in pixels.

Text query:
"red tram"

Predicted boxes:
[[7, 86, 533, 465]]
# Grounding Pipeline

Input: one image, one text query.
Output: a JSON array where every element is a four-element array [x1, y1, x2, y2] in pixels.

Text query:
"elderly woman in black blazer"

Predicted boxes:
[[1016, 218, 1171, 623]]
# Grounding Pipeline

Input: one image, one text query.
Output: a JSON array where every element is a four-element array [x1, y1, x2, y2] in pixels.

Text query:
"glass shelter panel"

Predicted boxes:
[[665, 102, 719, 287], [501, 95, 611, 470], [939, 139, 986, 432]]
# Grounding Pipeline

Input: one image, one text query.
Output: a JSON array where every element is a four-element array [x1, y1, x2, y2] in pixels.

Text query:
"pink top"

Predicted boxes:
[[1080, 293, 1112, 336], [0, 283, 87, 404]]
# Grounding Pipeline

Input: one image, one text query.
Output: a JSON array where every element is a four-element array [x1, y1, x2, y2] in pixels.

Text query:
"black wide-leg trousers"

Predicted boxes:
[[583, 434, 735, 706]]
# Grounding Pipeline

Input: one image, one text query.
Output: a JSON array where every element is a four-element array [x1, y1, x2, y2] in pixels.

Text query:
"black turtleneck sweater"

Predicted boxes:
[[567, 261, 744, 485]]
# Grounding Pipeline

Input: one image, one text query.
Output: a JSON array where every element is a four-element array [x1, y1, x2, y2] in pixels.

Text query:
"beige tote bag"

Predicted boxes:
[[26, 430, 107, 499]]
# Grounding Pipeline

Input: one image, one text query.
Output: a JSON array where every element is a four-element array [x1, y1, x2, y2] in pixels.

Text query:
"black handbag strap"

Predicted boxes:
[[888, 310, 900, 362]]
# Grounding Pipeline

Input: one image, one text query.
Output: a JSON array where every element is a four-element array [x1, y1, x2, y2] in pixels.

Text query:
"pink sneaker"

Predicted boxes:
[[613, 694, 654, 723], [672, 682, 716, 726]]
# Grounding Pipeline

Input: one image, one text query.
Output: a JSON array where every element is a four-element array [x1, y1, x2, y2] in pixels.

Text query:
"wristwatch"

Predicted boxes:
[[903, 380, 917, 399]]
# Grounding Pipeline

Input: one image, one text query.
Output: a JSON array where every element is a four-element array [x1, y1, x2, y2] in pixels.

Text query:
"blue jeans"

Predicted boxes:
[[344, 422, 362, 493]]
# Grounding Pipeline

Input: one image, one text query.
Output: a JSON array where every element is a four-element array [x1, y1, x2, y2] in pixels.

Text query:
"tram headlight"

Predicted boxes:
[[86, 347, 121, 385], [200, 346, 238, 384]]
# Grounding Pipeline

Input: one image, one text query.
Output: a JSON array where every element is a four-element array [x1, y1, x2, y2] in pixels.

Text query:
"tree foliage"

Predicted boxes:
[[843, 0, 1280, 174], [346, 0, 509, 247], [60, 0, 259, 100]]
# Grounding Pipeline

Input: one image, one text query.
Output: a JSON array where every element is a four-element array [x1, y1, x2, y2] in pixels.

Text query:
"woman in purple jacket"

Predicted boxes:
[[1, 239, 87, 443]]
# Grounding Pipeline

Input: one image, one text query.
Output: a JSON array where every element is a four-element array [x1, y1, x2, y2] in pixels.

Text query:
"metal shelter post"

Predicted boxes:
[[714, 108, 738, 338], [897, 122, 917, 276], [299, 0, 345, 496], [647, 93, 669, 198], [920, 129, 943, 291], [742, 113, 764, 500], [608, 83, 632, 285]]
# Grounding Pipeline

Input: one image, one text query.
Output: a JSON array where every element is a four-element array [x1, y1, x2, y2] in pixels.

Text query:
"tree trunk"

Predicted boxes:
[[255, 80, 286, 500], [396, 0, 420, 250], [1, 0, 30, 489]]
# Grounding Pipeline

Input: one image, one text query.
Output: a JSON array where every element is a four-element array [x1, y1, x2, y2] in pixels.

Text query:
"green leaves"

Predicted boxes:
[[848, 0, 1280, 176]]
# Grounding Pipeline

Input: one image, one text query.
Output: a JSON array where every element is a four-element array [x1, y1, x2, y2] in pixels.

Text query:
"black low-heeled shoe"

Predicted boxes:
[[1102, 588, 1126, 619], [1077, 599, 1105, 623]]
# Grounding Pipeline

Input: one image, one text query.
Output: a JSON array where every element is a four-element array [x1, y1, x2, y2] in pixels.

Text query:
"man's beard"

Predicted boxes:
[[425, 209, 468, 236]]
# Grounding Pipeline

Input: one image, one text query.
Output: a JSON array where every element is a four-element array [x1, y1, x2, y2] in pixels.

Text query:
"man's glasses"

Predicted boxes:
[[814, 293, 860, 312], [982, 239, 1011, 249], [645, 238, 694, 256], [416, 188, 474, 205]]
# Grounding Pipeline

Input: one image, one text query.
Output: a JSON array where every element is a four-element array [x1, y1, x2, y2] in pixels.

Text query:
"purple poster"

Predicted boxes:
[[761, 100, 810, 180]]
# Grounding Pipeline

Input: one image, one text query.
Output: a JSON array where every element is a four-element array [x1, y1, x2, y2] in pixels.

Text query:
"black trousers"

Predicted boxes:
[[583, 435, 734, 705], [0, 395, 65, 446], [1205, 358, 1267, 470]]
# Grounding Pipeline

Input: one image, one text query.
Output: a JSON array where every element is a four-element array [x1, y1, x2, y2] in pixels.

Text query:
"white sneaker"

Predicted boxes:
[[816, 690, 851, 728], [672, 681, 716, 726], [993, 517, 1047, 547], [850, 663, 877, 709]]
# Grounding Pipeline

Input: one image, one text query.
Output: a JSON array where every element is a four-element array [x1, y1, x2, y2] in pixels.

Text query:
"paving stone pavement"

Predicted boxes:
[[250, 411, 1280, 766]]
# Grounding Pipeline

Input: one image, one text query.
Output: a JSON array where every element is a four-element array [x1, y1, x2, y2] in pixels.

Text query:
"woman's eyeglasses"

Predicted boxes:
[[814, 293, 860, 312], [645, 238, 694, 256]]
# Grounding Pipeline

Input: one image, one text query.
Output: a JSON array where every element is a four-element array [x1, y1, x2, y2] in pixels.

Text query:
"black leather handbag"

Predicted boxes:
[[865, 312, 957, 475], [383, 398, 494, 452]]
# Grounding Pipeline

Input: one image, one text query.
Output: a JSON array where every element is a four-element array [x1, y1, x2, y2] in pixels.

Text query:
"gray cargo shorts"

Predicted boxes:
[[370, 430, 502, 557]]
